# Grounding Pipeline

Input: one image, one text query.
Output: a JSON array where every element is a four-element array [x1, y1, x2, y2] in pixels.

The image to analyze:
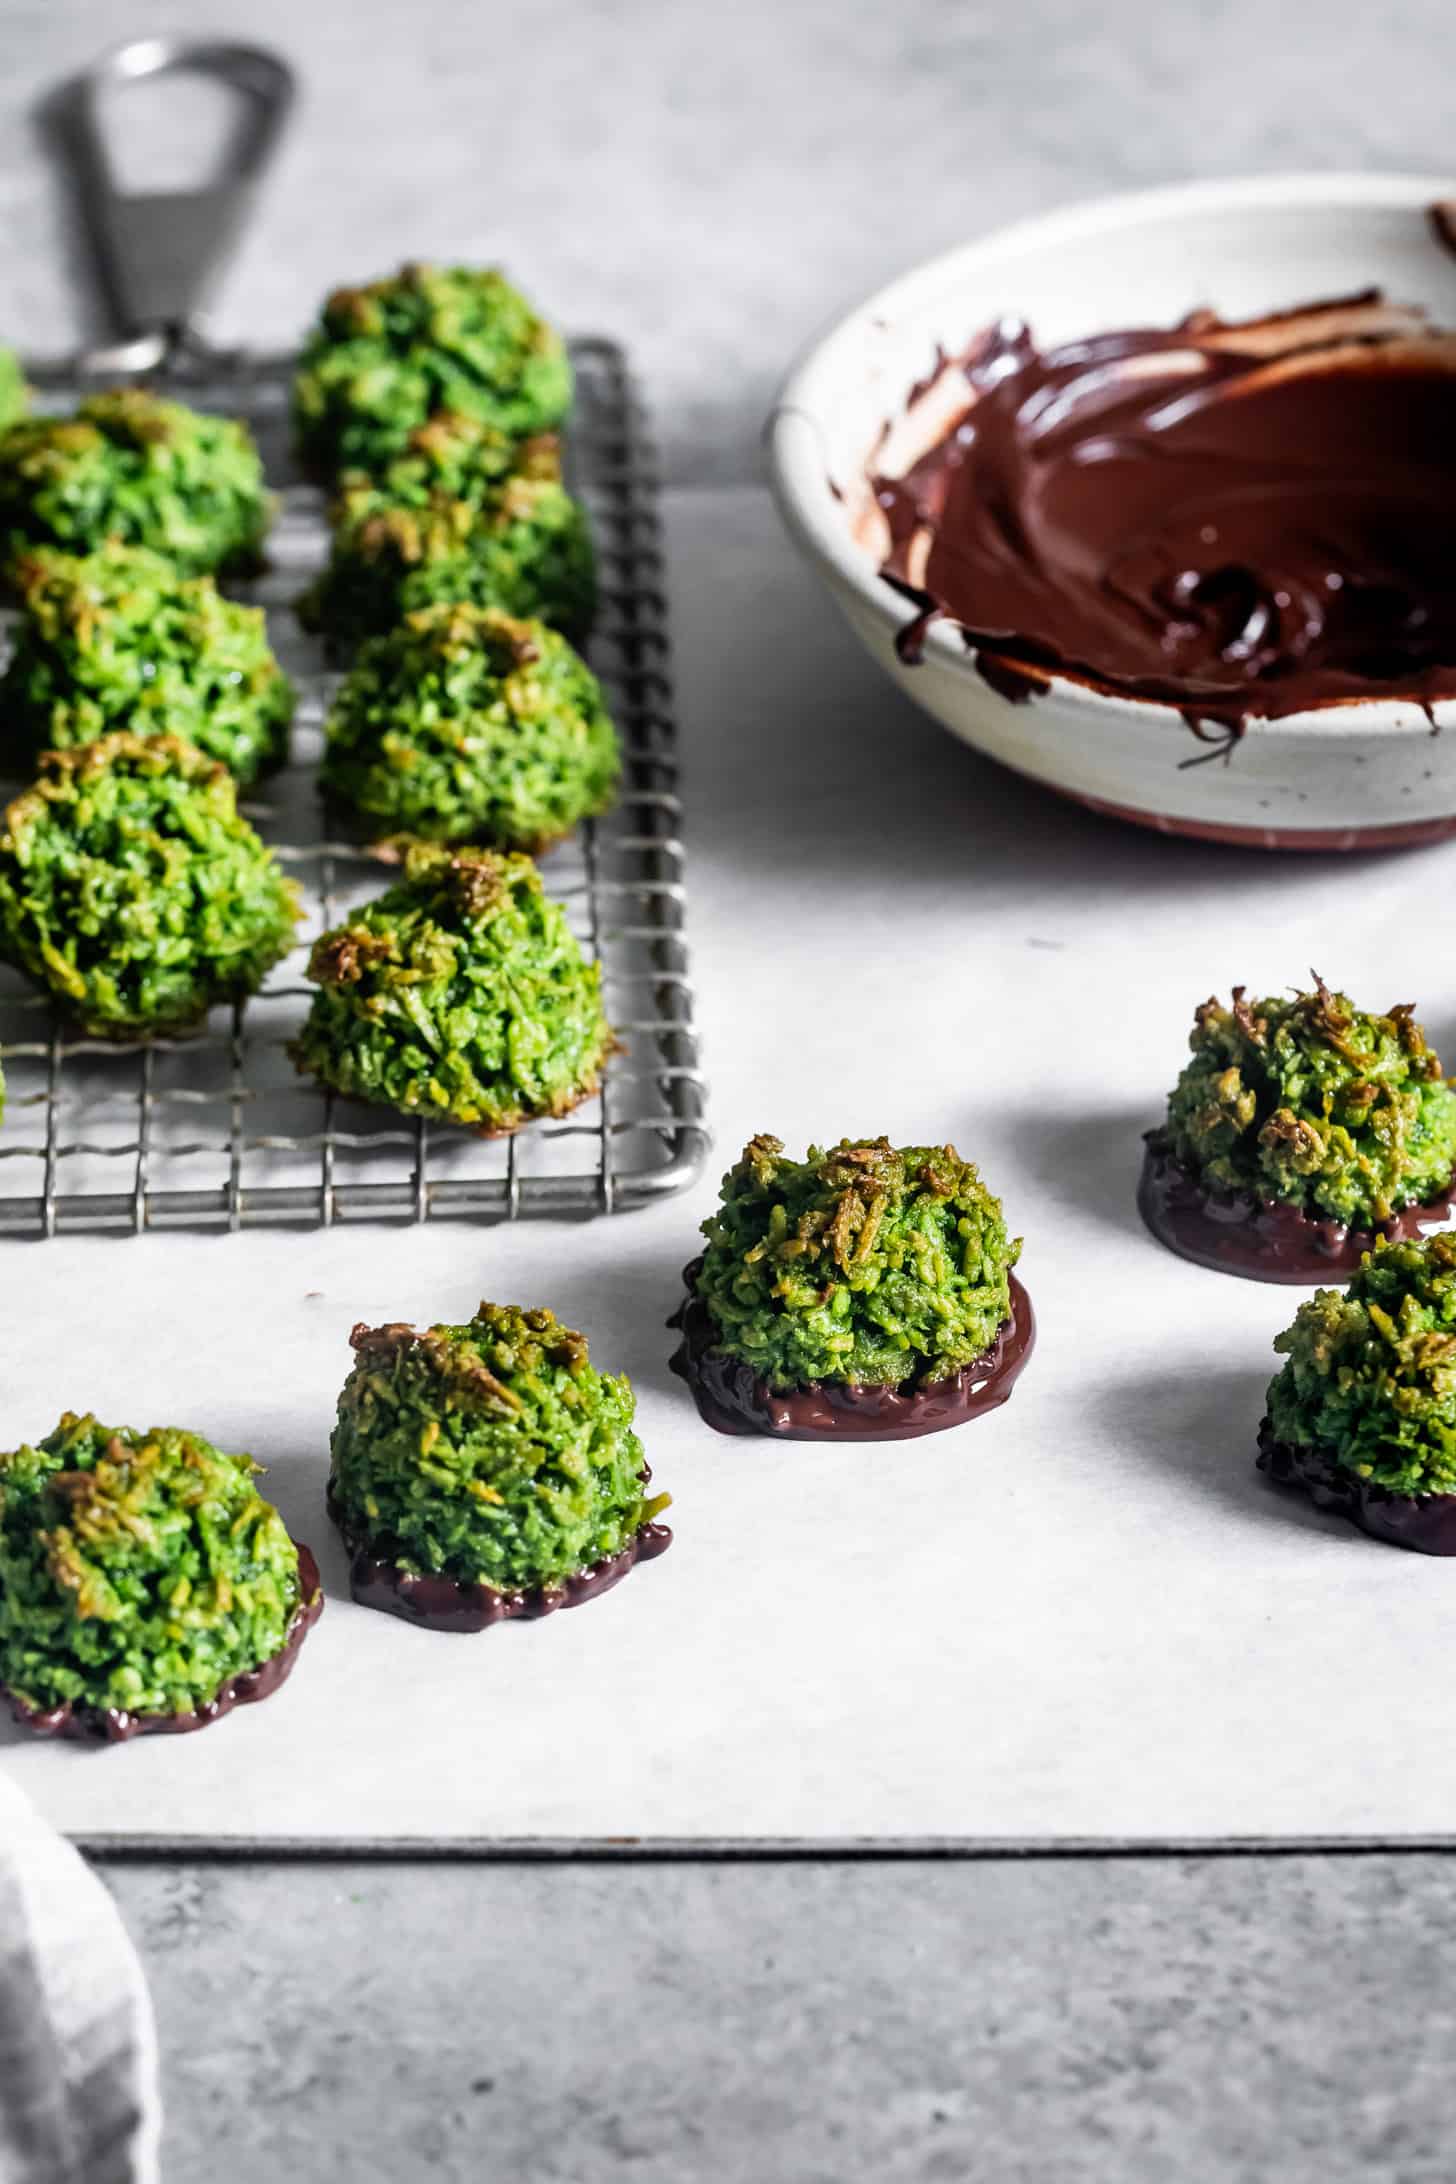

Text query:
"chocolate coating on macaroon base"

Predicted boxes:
[[1256, 1419, 1456, 1555], [669, 1264, 1035, 1441], [3, 1544, 324, 1745], [1139, 1129, 1456, 1284], [327, 1483, 671, 1633]]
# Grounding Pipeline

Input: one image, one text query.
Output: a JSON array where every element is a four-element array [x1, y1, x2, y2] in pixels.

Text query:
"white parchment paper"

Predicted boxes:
[[8, 487, 1456, 1846]]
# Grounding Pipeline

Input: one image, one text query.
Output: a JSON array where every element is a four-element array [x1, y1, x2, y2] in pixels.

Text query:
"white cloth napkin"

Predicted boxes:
[[0, 1771, 159, 2184]]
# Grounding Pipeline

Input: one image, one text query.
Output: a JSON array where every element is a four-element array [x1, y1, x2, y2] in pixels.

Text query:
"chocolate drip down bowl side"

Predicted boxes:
[[767, 174, 1456, 849]]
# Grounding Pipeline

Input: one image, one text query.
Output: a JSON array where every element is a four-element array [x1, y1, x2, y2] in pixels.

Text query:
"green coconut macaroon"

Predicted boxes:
[[0, 1411, 322, 1739], [671, 1135, 1034, 1440], [292, 262, 573, 477], [328, 1302, 671, 1628], [0, 731, 300, 1040], [1258, 1234, 1456, 1553], [318, 603, 618, 848], [1140, 980, 1456, 1281], [297, 454, 595, 645], [0, 388, 270, 578], [290, 841, 612, 1133], [1, 543, 293, 784], [0, 348, 29, 436]]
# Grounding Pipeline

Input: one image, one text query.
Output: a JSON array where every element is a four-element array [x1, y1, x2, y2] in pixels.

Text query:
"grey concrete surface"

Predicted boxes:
[[8, 0, 1456, 2173], [1, 0, 1453, 482], [102, 1853, 1456, 2183]]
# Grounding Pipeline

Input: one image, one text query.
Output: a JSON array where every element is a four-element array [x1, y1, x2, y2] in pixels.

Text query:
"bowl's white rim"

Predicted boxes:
[[766, 170, 1456, 741]]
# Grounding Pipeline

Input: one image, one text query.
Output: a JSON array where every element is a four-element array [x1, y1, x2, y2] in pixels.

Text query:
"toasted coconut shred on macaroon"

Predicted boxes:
[[1141, 979, 1456, 1282], [671, 1134, 1035, 1440], [290, 842, 613, 1133], [328, 1303, 670, 1630], [0, 1413, 322, 1743]]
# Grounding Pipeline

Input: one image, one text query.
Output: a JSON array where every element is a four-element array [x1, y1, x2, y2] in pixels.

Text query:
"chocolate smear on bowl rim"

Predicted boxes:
[[855, 283, 1456, 747], [1138, 1127, 1456, 1284], [3, 1544, 324, 1746], [668, 1260, 1035, 1441], [1257, 1418, 1456, 1555], [327, 1481, 671, 1633]]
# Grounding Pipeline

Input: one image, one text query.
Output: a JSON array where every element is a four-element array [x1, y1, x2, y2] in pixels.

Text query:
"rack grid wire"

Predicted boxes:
[[0, 336, 710, 1235]]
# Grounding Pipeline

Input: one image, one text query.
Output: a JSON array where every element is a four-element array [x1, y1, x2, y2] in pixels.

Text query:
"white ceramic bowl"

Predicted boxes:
[[767, 174, 1456, 850]]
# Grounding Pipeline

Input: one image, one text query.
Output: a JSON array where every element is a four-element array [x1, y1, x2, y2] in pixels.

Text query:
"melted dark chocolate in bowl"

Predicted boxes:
[[327, 1482, 671, 1633], [4, 1543, 325, 1745], [669, 1263, 1035, 1441], [872, 296, 1456, 731], [1138, 1129, 1456, 1284], [1257, 1419, 1456, 1554]]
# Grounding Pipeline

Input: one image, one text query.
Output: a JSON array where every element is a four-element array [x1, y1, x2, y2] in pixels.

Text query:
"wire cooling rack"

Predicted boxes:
[[0, 337, 710, 1234]]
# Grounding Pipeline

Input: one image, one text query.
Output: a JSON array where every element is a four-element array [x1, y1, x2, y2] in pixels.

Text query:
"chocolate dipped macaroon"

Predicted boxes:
[[1141, 981, 1456, 1283], [1258, 1234, 1456, 1552], [0, 1413, 322, 1743], [671, 1135, 1034, 1440], [328, 1303, 671, 1630]]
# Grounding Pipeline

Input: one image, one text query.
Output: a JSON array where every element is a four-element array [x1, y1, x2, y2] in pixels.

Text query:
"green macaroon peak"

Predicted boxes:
[[0, 1412, 305, 1719], [0, 388, 270, 577], [1266, 1233, 1456, 1497], [694, 1134, 1020, 1392], [291, 842, 612, 1132], [318, 601, 618, 847], [1163, 978, 1456, 1230], [292, 262, 573, 476], [0, 730, 300, 1039], [330, 1302, 665, 1591], [1, 541, 293, 783]]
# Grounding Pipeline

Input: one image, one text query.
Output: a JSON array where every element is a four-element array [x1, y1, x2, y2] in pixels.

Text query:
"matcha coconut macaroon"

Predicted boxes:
[[328, 1303, 671, 1629], [0, 1412, 322, 1741], [1, 543, 293, 784], [290, 842, 612, 1132], [0, 388, 270, 578], [292, 262, 573, 477], [318, 603, 618, 848], [299, 422, 595, 645], [670, 1135, 1034, 1440], [1141, 980, 1456, 1281], [0, 732, 300, 1040], [1258, 1234, 1456, 1553]]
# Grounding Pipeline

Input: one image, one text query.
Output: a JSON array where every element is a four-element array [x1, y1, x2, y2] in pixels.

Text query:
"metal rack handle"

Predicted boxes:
[[53, 38, 295, 367]]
